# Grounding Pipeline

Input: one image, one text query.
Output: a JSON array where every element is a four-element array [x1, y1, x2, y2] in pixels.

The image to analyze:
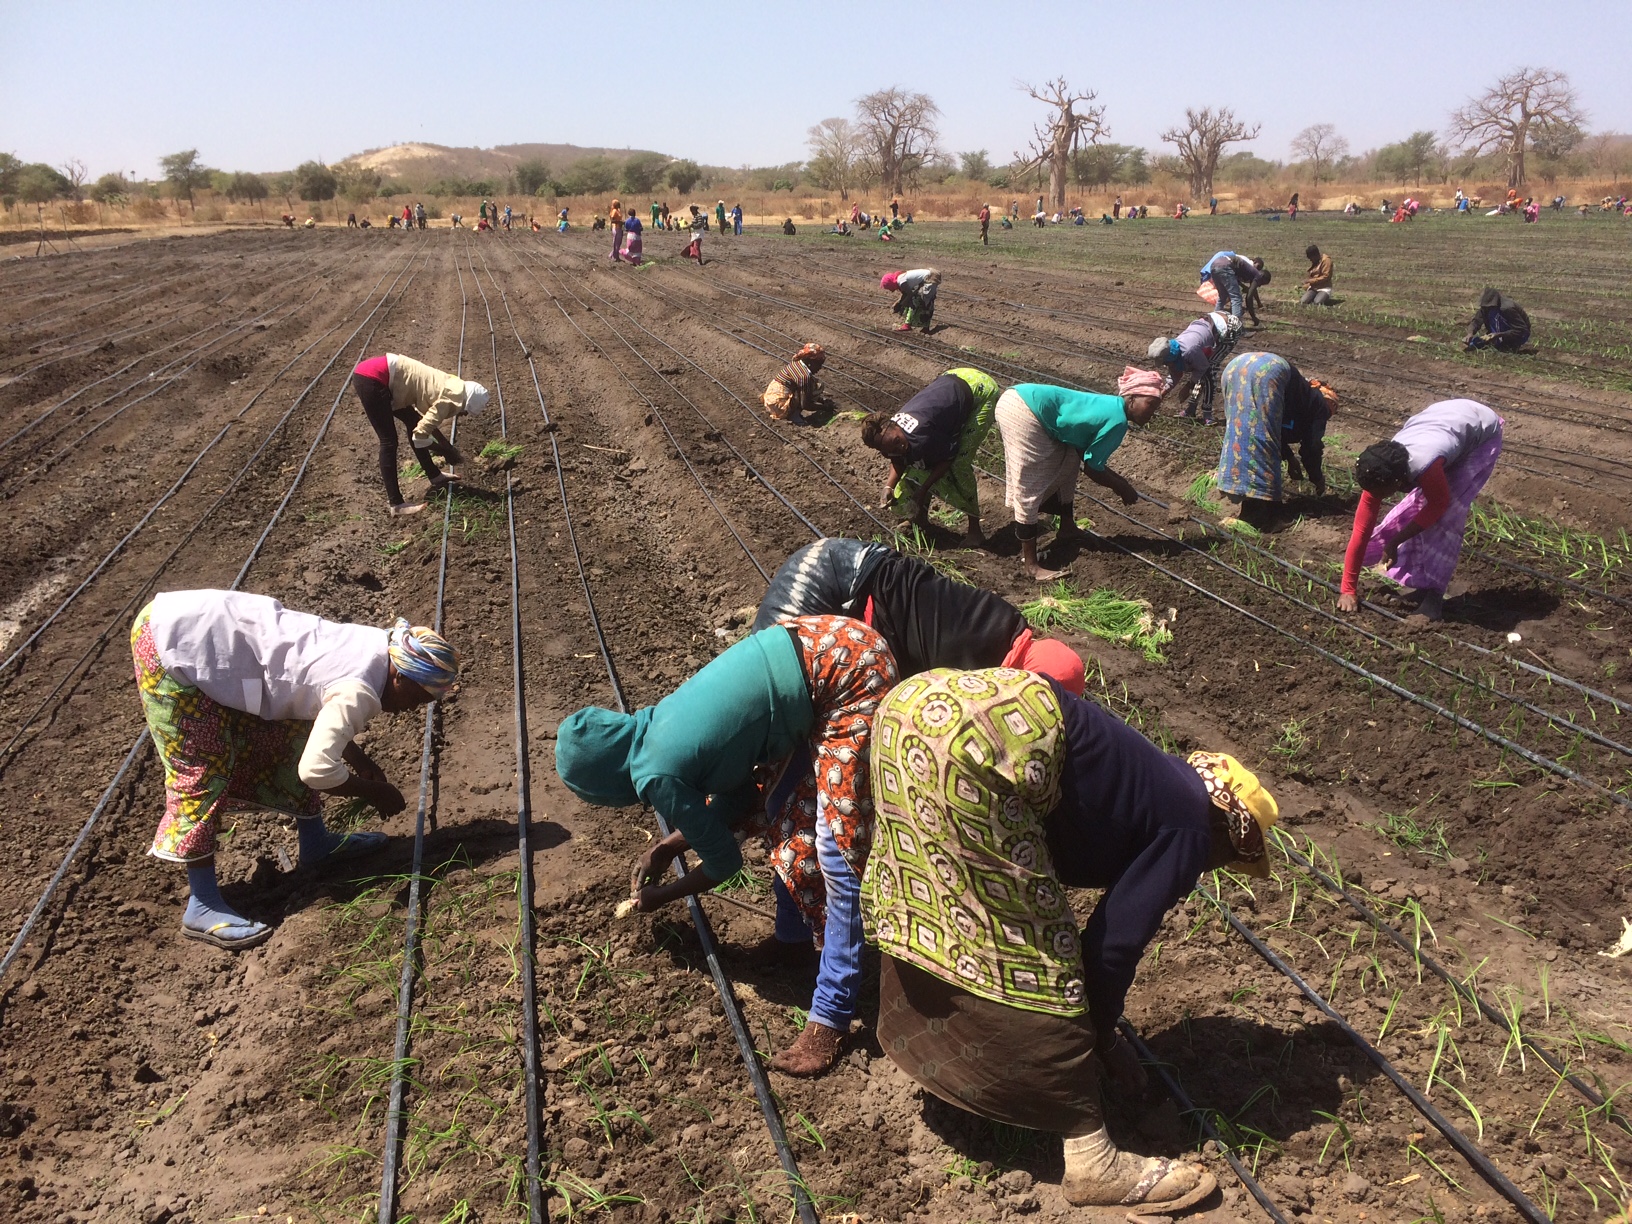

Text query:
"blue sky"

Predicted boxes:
[[3, 0, 1626, 177]]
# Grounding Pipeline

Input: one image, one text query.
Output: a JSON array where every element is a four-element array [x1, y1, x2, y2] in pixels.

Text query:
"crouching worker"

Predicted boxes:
[[1338, 400, 1504, 622], [133, 590, 460, 950], [556, 616, 898, 1077], [753, 537, 1086, 689], [352, 353, 489, 517], [761, 343, 827, 422], [1464, 287, 1530, 352], [864, 666, 1279, 1211], [859, 367, 1000, 544]]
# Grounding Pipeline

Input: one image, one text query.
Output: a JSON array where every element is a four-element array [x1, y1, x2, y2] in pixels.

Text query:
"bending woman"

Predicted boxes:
[[555, 616, 897, 1077], [859, 367, 1000, 543], [133, 590, 460, 950], [1147, 311, 1240, 424], [994, 369, 1163, 580], [1338, 399, 1504, 622], [880, 268, 940, 332], [1213, 353, 1336, 527], [863, 666, 1278, 1210], [351, 353, 489, 516], [753, 537, 1085, 688]]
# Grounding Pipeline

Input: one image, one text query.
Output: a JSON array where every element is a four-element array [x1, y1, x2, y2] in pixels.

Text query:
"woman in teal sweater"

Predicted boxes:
[[556, 615, 898, 1077]]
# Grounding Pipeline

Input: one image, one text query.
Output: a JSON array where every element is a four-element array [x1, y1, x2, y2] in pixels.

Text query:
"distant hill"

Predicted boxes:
[[339, 141, 671, 184]]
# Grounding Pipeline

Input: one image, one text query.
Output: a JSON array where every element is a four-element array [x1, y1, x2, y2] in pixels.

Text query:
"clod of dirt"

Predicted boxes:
[[18, 978, 43, 1001], [1341, 1172, 1371, 1200]]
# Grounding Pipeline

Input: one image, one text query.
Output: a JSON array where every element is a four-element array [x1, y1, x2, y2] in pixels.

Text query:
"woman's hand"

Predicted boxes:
[[630, 832, 686, 897], [1337, 592, 1360, 614], [1100, 1034, 1149, 1096], [364, 778, 407, 816]]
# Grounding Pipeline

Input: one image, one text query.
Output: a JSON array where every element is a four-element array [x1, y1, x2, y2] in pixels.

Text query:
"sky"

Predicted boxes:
[[3, 0, 1628, 178]]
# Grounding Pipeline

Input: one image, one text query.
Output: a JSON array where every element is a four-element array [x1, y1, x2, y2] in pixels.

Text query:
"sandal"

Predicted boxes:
[[182, 918, 273, 951]]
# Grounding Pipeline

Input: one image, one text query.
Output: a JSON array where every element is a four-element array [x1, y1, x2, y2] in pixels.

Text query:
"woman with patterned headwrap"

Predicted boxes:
[[556, 615, 897, 1077], [863, 667, 1277, 1210], [131, 590, 459, 951], [760, 343, 827, 422]]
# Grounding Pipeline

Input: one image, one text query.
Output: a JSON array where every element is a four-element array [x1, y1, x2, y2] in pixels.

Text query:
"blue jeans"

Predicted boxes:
[[772, 808, 863, 1031], [1210, 263, 1244, 319]]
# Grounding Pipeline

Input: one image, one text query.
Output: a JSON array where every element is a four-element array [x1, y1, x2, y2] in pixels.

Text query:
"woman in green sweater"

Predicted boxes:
[[555, 615, 898, 1076]]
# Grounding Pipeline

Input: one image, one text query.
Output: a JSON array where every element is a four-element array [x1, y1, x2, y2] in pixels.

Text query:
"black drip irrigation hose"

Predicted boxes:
[[1269, 831, 1632, 1137], [1078, 491, 1632, 761], [468, 241, 548, 1220], [495, 248, 820, 1224], [1114, 1021, 1291, 1224], [0, 245, 428, 991], [1198, 883, 1553, 1224], [379, 248, 466, 1224]]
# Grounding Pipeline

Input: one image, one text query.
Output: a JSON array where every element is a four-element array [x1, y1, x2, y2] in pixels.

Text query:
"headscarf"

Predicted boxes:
[[1308, 379, 1338, 410], [1001, 629, 1086, 696], [1117, 366, 1166, 400], [463, 381, 490, 416], [1188, 751, 1279, 877], [880, 272, 900, 291], [1146, 337, 1171, 360], [388, 618, 461, 698], [795, 343, 826, 370], [555, 706, 652, 807]]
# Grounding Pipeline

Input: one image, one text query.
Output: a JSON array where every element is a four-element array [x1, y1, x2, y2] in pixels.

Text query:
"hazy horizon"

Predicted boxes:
[[4, 0, 1628, 179]]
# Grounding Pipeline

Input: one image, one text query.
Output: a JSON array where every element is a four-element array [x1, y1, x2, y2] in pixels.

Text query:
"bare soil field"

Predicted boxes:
[[0, 215, 1627, 1224]]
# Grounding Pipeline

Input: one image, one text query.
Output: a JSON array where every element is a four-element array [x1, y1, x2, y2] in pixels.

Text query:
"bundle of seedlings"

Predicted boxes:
[[1022, 581, 1174, 663]]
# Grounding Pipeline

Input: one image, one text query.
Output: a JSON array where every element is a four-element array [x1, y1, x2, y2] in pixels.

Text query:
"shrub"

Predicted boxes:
[[666, 159, 702, 194], [293, 161, 338, 201]]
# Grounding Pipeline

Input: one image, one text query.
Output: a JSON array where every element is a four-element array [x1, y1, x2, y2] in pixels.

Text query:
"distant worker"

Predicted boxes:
[[1113, 195, 1123, 219], [732, 203, 743, 235], [415, 201, 426, 229], [450, 214, 464, 229], [346, 212, 357, 228], [350, 353, 489, 516], [783, 218, 797, 235], [651, 199, 662, 230], [1199, 250, 1268, 324], [1464, 288, 1530, 352], [978, 202, 991, 244], [994, 370, 1164, 580], [132, 589, 457, 950], [860, 367, 1001, 544], [557, 207, 569, 232], [1338, 400, 1504, 623], [761, 344, 826, 423], [619, 210, 643, 265], [1287, 191, 1300, 220], [716, 199, 728, 235], [402, 204, 412, 230], [880, 267, 941, 333], [1300, 244, 1335, 306], [281, 214, 296, 228], [684, 204, 706, 263], [608, 199, 624, 261], [1147, 311, 1242, 425]]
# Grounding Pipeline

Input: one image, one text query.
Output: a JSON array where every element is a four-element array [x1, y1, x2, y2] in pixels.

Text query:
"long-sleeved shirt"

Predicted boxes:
[[1012, 384, 1130, 470], [150, 590, 388, 789], [1304, 254, 1334, 289], [631, 625, 814, 880], [751, 540, 1026, 677], [377, 353, 479, 446], [1472, 295, 1530, 340], [1278, 365, 1331, 488], [1340, 399, 1501, 594], [1042, 680, 1214, 1036]]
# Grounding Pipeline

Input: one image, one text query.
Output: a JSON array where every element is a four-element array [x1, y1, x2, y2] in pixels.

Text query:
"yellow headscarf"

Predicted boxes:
[[1188, 752, 1279, 877]]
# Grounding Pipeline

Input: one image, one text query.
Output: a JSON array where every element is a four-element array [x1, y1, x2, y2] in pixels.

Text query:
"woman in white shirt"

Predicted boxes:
[[131, 590, 461, 950]]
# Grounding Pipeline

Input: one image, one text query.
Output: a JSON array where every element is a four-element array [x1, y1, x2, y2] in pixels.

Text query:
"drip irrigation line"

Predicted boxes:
[[1198, 882, 1552, 1224], [521, 251, 824, 543], [495, 249, 819, 1224], [1465, 549, 1632, 612], [1079, 491, 1632, 760], [0, 252, 424, 765], [467, 241, 548, 1221], [0, 245, 427, 989], [1114, 1021, 1291, 1224], [1268, 831, 1632, 1138], [379, 247, 465, 1224], [1128, 489, 1632, 719]]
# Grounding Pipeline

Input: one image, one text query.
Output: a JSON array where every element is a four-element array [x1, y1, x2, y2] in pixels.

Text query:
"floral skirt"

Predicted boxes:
[[132, 604, 319, 863], [1215, 352, 1291, 503], [891, 368, 1000, 520], [752, 615, 898, 934]]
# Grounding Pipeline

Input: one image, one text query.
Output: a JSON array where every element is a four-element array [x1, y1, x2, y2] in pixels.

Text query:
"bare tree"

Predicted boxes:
[[1289, 124, 1349, 185], [59, 158, 88, 201], [1014, 77, 1108, 210], [1160, 107, 1261, 198], [854, 87, 941, 195], [806, 117, 863, 201], [1449, 67, 1585, 189]]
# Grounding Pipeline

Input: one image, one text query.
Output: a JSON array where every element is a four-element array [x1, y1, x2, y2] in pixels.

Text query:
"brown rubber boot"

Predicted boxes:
[[769, 1021, 842, 1077], [1061, 1127, 1217, 1212]]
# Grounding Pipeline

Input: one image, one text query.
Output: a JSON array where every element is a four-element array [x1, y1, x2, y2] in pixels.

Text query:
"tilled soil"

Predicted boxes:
[[0, 224, 1627, 1224]]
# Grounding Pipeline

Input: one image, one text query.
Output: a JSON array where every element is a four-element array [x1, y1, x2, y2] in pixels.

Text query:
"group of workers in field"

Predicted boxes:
[[123, 214, 1525, 1218]]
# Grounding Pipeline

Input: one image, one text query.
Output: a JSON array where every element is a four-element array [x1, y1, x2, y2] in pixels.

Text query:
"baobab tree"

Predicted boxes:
[[1450, 67, 1585, 189], [806, 117, 863, 200], [854, 87, 941, 195], [1161, 107, 1261, 198], [1289, 124, 1349, 184], [1014, 77, 1108, 211]]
